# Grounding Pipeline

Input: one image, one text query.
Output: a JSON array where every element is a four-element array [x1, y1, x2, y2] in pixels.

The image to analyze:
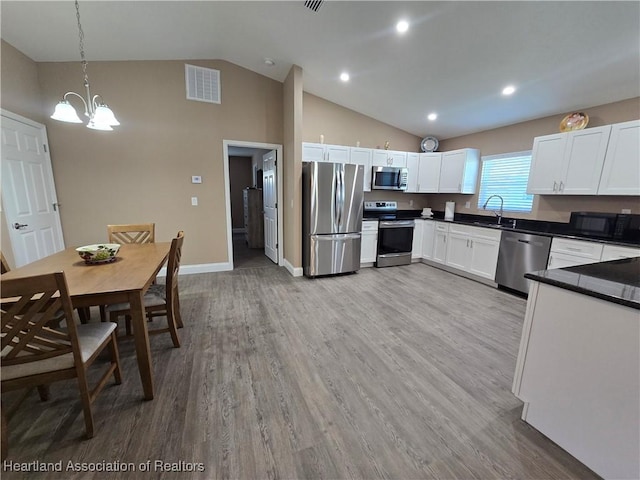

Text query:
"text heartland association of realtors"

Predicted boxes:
[[3, 459, 206, 473]]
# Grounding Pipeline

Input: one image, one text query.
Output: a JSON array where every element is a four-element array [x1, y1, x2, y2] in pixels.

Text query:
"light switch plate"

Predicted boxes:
[[191, 175, 202, 184], [191, 197, 198, 206]]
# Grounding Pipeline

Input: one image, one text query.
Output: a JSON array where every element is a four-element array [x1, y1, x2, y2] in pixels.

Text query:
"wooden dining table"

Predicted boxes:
[[1, 242, 171, 400]]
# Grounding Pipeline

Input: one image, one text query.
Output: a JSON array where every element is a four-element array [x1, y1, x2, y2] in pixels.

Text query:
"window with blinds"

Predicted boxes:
[[477, 151, 534, 213]]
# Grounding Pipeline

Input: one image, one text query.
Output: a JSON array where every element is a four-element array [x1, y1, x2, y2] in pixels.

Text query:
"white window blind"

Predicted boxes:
[[477, 151, 533, 213]]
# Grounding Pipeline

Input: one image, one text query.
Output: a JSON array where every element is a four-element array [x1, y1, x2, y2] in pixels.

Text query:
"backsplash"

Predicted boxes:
[[364, 190, 638, 223]]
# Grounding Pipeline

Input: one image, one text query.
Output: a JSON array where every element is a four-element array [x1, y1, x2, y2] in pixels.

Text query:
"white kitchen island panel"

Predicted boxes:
[[513, 282, 639, 480]]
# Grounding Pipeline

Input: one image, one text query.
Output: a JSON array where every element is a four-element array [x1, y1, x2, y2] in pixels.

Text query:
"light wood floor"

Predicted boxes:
[[2, 264, 598, 479]]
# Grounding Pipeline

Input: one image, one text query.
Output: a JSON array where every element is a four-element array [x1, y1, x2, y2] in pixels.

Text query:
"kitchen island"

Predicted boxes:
[[512, 257, 639, 479]]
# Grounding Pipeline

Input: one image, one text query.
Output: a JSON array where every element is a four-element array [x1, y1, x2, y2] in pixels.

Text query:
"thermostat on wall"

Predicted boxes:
[[191, 175, 202, 184]]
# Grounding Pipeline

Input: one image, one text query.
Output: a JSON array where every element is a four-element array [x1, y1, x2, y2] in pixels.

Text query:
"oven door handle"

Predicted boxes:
[[379, 220, 415, 228]]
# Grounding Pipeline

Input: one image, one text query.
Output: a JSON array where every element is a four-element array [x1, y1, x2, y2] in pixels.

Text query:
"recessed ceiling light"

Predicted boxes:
[[396, 20, 409, 34], [340, 72, 350, 82], [502, 85, 516, 96], [428, 113, 438, 121], [264, 58, 275, 66]]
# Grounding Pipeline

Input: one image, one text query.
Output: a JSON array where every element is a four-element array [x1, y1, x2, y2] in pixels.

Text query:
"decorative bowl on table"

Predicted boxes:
[[76, 244, 120, 264]]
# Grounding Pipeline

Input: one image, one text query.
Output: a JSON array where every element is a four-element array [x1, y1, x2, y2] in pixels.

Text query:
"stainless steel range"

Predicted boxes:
[[364, 201, 415, 267]]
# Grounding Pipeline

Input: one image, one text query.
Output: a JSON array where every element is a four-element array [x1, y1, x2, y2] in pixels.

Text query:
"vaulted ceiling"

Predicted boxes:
[[2, 1, 639, 139]]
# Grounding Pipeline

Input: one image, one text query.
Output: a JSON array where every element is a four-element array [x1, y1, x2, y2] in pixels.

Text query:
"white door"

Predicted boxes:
[[1, 113, 64, 267], [262, 150, 278, 264]]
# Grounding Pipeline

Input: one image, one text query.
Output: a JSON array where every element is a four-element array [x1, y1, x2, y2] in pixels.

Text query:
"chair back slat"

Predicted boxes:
[[165, 231, 184, 301], [1, 272, 78, 367], [107, 223, 155, 244]]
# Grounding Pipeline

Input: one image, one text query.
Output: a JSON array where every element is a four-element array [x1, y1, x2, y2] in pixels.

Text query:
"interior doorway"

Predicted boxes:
[[223, 140, 283, 270]]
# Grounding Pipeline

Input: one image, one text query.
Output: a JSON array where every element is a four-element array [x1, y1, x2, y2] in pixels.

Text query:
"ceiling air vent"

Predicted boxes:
[[304, 0, 324, 12], [185, 64, 221, 104]]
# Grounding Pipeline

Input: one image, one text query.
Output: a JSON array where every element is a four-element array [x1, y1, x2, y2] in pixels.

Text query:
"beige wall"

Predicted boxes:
[[303, 93, 421, 152], [428, 97, 640, 222], [1, 40, 44, 123], [0, 41, 46, 269], [27, 58, 283, 266], [283, 65, 303, 268], [229, 156, 252, 229]]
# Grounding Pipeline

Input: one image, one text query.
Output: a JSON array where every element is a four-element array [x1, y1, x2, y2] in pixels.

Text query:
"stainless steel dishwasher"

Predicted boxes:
[[495, 231, 552, 295]]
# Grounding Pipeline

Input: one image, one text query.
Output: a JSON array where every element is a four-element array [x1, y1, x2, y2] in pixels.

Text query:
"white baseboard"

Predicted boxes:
[[158, 262, 233, 277], [283, 258, 303, 277]]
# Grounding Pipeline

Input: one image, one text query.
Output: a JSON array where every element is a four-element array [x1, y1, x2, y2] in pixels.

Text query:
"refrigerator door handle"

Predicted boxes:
[[314, 233, 360, 241], [338, 167, 345, 230], [333, 167, 340, 231]]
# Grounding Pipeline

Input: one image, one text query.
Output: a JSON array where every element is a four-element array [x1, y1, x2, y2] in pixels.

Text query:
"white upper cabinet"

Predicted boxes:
[[405, 152, 441, 193], [349, 147, 373, 192], [302, 142, 349, 163], [562, 126, 611, 194], [438, 148, 480, 194], [405, 152, 420, 192], [325, 144, 350, 163], [302, 142, 327, 162], [372, 149, 407, 167], [527, 133, 567, 194], [597, 120, 640, 195], [527, 125, 613, 195], [418, 153, 442, 193]]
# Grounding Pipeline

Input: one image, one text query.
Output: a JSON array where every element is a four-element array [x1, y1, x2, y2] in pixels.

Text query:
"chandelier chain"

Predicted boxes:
[[75, 0, 88, 85]]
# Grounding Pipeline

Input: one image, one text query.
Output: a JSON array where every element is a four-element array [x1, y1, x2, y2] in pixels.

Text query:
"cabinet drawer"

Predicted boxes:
[[449, 223, 502, 241], [550, 238, 603, 259], [362, 221, 379, 232], [601, 244, 640, 261], [435, 222, 450, 232]]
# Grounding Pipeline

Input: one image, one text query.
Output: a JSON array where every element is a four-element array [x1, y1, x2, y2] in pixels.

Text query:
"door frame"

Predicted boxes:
[[223, 140, 283, 269], [1, 109, 65, 267]]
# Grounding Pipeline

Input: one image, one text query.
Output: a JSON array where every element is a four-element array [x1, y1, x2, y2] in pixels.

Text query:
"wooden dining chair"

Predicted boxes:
[[1, 271, 122, 459], [107, 223, 155, 244], [95, 223, 156, 322], [105, 231, 185, 348], [1, 251, 10, 274]]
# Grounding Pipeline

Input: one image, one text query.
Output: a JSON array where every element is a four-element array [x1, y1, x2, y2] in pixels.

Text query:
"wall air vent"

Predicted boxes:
[[304, 0, 324, 12], [185, 64, 221, 104]]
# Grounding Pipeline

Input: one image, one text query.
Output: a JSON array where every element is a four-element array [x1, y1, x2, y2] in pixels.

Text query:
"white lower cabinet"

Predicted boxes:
[[412, 219, 423, 259], [445, 231, 469, 270], [360, 221, 378, 265], [445, 224, 501, 280], [432, 223, 449, 264], [421, 220, 435, 260], [468, 235, 501, 279], [547, 238, 604, 269]]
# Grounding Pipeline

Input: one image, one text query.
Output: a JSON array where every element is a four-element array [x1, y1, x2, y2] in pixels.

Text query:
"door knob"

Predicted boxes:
[[13, 222, 28, 230]]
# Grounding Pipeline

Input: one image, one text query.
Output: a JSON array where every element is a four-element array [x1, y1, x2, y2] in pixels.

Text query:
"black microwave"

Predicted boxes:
[[371, 166, 408, 191], [569, 211, 640, 241]]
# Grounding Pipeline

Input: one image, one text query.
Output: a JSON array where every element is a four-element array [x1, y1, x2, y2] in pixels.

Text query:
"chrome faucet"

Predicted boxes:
[[482, 194, 504, 225]]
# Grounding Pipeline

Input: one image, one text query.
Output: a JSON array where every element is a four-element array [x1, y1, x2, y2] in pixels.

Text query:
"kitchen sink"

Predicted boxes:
[[472, 221, 502, 229]]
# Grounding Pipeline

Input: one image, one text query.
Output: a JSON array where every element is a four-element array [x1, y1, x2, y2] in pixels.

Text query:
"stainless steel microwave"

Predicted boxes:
[[371, 166, 408, 191]]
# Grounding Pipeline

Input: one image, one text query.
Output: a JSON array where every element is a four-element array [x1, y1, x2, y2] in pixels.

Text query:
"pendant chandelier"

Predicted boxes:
[[50, 0, 119, 131]]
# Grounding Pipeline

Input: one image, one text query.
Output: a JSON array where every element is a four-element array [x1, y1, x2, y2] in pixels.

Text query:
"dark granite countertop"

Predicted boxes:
[[410, 211, 640, 248], [524, 257, 640, 309], [363, 210, 640, 247]]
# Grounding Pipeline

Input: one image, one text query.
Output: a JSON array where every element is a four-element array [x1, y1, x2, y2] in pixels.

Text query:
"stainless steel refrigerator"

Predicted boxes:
[[302, 161, 364, 277]]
